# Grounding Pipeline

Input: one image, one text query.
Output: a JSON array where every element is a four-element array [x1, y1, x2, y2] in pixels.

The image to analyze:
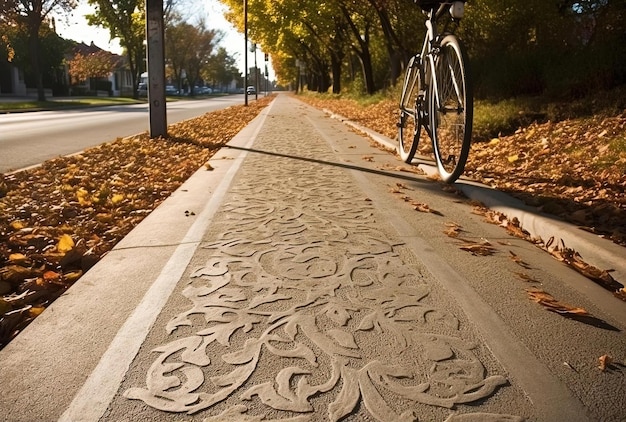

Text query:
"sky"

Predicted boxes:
[[53, 0, 273, 79]]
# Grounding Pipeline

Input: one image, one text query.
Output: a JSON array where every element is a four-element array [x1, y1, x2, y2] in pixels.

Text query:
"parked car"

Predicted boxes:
[[138, 84, 179, 96], [246, 85, 256, 95], [194, 86, 212, 95]]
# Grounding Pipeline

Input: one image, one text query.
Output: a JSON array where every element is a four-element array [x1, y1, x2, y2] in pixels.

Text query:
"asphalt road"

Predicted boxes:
[[0, 95, 246, 173]]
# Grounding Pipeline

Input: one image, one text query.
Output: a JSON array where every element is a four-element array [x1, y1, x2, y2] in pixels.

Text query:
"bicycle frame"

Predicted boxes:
[[398, 1, 472, 182], [422, 4, 452, 134]]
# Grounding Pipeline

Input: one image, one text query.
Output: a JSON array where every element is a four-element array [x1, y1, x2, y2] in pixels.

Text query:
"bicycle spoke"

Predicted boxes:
[[398, 58, 423, 163], [430, 35, 473, 183]]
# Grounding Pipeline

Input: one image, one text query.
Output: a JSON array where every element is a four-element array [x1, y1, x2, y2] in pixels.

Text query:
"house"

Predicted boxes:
[[64, 41, 133, 97], [0, 63, 28, 96], [1, 40, 133, 98]]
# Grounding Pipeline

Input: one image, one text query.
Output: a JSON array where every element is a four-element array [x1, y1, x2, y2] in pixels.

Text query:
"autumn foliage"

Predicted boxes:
[[0, 97, 273, 348], [68, 51, 117, 83]]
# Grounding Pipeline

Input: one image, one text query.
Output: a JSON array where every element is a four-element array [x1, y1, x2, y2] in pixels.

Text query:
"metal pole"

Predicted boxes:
[[146, 0, 167, 137], [253, 44, 258, 100], [244, 0, 248, 106]]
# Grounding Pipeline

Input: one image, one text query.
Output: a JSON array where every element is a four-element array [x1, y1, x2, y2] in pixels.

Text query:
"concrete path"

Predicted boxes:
[[1, 95, 624, 422]]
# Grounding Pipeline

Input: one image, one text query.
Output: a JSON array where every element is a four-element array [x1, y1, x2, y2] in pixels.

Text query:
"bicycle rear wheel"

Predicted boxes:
[[430, 34, 473, 183], [398, 56, 422, 163]]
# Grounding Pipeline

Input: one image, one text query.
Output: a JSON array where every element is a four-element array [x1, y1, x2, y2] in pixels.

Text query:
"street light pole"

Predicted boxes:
[[253, 43, 258, 100], [244, 0, 248, 106], [146, 0, 167, 137]]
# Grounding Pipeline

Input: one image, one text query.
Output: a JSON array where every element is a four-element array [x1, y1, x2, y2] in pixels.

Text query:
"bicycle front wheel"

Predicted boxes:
[[398, 56, 422, 163], [430, 34, 473, 183]]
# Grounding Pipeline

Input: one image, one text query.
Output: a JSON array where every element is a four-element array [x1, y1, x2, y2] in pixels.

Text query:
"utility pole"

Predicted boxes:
[[265, 53, 268, 96], [252, 43, 258, 100], [146, 0, 167, 137], [244, 0, 248, 106]]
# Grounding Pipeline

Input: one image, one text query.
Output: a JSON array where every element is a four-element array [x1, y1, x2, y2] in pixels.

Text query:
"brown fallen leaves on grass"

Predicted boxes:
[[466, 115, 626, 247], [299, 95, 626, 247], [0, 97, 273, 348]]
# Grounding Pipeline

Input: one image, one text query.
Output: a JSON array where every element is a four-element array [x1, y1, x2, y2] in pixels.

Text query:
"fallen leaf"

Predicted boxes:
[[514, 272, 540, 283], [9, 221, 25, 230], [614, 288, 626, 302], [509, 250, 531, 268], [28, 307, 45, 317], [598, 354, 612, 371], [460, 240, 496, 256], [57, 234, 75, 253], [526, 288, 589, 316], [444, 222, 462, 237], [8, 253, 29, 264], [110, 194, 125, 204]]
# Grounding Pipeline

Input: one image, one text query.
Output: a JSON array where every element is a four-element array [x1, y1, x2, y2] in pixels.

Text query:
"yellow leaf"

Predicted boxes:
[[10, 220, 25, 230], [64, 270, 83, 283], [111, 194, 125, 204], [507, 154, 519, 163], [489, 138, 500, 146], [8, 253, 28, 263], [29, 307, 46, 317], [76, 187, 90, 206], [57, 234, 75, 253]]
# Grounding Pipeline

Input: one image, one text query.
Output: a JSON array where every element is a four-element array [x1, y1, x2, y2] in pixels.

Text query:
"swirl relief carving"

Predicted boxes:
[[124, 121, 508, 420]]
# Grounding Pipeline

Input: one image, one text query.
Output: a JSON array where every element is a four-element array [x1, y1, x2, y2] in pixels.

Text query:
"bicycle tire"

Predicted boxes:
[[398, 56, 422, 163], [430, 34, 473, 183]]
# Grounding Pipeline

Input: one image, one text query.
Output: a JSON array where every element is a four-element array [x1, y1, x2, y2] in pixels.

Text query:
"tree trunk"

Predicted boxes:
[[358, 41, 376, 95], [28, 23, 45, 101], [330, 52, 342, 94], [368, 0, 406, 86], [340, 5, 377, 94]]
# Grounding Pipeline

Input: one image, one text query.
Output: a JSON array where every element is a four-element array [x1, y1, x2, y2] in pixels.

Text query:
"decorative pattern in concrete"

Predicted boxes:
[[124, 103, 511, 421]]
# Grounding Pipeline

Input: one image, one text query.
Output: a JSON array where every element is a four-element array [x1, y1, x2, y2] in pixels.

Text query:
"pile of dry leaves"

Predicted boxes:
[[0, 97, 273, 348], [300, 95, 626, 246]]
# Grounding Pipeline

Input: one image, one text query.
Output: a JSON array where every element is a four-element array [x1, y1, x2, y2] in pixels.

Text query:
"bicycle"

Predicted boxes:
[[398, 0, 473, 183]]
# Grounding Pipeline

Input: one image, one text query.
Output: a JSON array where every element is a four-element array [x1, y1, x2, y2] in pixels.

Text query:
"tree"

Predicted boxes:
[[183, 20, 220, 95], [365, 0, 423, 86], [203, 46, 240, 91], [336, 0, 379, 94], [164, 16, 219, 95], [1, 0, 76, 100], [218, 0, 626, 97], [68, 51, 116, 83], [86, 0, 145, 98], [1, 17, 69, 95]]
